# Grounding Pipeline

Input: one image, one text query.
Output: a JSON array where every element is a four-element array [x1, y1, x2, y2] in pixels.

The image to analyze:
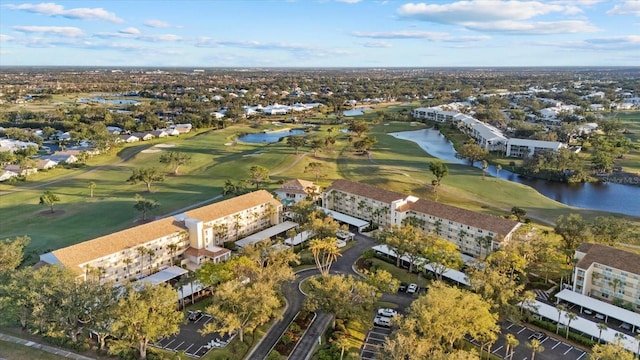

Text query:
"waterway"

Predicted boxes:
[[343, 107, 373, 116], [237, 129, 305, 143], [389, 128, 640, 217]]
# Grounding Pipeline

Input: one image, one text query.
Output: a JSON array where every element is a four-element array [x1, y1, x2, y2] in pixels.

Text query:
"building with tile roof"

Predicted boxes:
[[322, 179, 520, 258], [275, 179, 319, 205], [572, 243, 640, 311], [40, 190, 282, 285]]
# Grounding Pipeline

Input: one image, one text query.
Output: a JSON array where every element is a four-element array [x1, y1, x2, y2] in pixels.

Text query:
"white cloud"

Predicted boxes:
[[0, 34, 13, 42], [144, 19, 172, 28], [466, 20, 599, 34], [397, 1, 566, 22], [336, 0, 362, 3], [3, 2, 123, 22], [361, 40, 392, 48], [351, 30, 490, 42], [607, 1, 640, 16], [537, 35, 640, 50], [196, 38, 311, 51], [119, 27, 140, 35], [13, 25, 85, 37]]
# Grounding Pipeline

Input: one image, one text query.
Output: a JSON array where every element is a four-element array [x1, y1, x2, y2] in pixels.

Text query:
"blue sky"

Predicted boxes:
[[1, 0, 639, 67]]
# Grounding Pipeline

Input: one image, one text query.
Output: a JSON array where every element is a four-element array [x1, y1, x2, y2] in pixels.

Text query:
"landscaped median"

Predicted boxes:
[[268, 311, 316, 359]]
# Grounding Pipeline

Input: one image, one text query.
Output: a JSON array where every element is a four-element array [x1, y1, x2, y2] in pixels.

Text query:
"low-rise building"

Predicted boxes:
[[505, 138, 567, 158], [322, 180, 520, 258], [275, 179, 319, 205], [572, 243, 640, 311], [40, 190, 282, 285]]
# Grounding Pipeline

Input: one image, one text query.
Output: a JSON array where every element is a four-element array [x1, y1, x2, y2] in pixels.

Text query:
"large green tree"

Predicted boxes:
[[249, 165, 270, 189], [0, 236, 29, 275], [458, 142, 488, 166], [127, 168, 165, 192], [286, 136, 306, 154], [133, 194, 159, 221], [429, 161, 448, 200], [110, 283, 183, 360], [39, 190, 60, 213], [555, 214, 591, 262], [159, 151, 191, 175]]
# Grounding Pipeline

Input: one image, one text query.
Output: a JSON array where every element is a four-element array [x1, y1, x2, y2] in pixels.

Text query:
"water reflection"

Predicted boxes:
[[389, 129, 640, 216]]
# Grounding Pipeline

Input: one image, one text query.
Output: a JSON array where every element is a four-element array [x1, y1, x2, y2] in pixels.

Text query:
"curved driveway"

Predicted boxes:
[[247, 233, 378, 360]]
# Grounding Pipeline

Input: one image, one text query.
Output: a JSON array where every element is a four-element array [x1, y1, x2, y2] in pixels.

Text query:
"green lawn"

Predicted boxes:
[[0, 340, 71, 360], [2, 111, 639, 261]]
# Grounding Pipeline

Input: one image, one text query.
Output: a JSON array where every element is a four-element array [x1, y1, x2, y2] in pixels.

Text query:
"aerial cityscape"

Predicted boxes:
[[1, 1, 640, 360]]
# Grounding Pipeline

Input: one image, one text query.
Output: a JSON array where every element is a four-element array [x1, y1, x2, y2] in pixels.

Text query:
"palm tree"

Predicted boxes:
[[505, 334, 519, 360], [122, 257, 133, 280], [146, 248, 156, 272], [233, 214, 243, 240], [136, 247, 148, 276], [167, 243, 179, 266], [88, 181, 96, 198], [286, 228, 297, 250], [565, 312, 577, 339], [308, 237, 342, 276], [527, 339, 545, 360], [597, 323, 608, 344], [556, 304, 566, 334]]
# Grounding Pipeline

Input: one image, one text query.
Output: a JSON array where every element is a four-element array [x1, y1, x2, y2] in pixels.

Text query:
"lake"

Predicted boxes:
[[389, 128, 640, 217], [237, 129, 305, 143]]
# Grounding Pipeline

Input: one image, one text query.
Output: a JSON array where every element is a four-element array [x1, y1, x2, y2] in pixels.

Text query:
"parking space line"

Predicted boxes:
[[540, 337, 548, 344], [184, 344, 194, 353], [164, 339, 175, 349], [192, 346, 204, 355], [172, 341, 184, 350], [552, 341, 561, 349], [576, 351, 587, 360], [564, 346, 574, 355], [517, 327, 527, 334], [492, 345, 503, 353]]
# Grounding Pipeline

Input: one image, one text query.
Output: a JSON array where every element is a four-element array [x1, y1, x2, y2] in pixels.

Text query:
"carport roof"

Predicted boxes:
[[138, 266, 187, 286], [556, 289, 640, 328], [235, 221, 298, 247], [525, 300, 639, 355], [319, 207, 369, 230]]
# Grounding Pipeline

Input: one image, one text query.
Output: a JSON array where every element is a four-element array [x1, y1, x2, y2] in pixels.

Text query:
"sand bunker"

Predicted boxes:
[[154, 143, 176, 148], [141, 149, 162, 154]]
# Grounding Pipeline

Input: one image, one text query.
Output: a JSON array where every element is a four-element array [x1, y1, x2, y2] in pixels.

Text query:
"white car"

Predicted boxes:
[[406, 283, 418, 294], [377, 308, 398, 317], [374, 315, 392, 327]]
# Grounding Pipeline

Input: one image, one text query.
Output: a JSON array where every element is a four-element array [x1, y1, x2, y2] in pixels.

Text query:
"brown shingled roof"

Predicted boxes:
[[326, 179, 406, 204], [184, 190, 281, 220], [576, 243, 640, 275], [52, 217, 186, 275], [327, 179, 519, 236]]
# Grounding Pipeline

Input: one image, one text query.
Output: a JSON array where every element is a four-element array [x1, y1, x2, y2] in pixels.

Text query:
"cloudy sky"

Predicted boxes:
[[1, 0, 639, 67]]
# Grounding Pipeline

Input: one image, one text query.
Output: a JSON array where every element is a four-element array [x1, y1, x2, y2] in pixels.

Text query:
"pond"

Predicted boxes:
[[343, 107, 373, 116], [389, 129, 640, 217], [237, 129, 305, 143], [78, 97, 140, 105]]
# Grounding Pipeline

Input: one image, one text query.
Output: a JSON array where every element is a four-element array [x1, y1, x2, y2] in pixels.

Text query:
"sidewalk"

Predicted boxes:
[[0, 332, 95, 360]]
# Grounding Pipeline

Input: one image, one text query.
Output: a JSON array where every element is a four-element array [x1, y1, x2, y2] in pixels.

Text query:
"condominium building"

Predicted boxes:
[[39, 190, 282, 285], [505, 138, 568, 158], [572, 243, 640, 311], [275, 179, 320, 205], [322, 180, 520, 258]]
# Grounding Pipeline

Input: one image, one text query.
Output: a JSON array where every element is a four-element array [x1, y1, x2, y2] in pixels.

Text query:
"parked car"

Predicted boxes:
[[406, 283, 418, 294], [378, 308, 398, 317], [188, 310, 203, 321], [529, 332, 547, 341], [583, 309, 593, 315], [374, 315, 392, 328], [620, 323, 632, 331], [595, 313, 605, 320], [398, 282, 408, 292]]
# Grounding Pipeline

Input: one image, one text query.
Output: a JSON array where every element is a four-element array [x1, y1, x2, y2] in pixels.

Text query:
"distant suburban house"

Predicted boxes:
[[120, 134, 140, 143], [107, 126, 123, 135], [165, 128, 181, 136], [35, 159, 58, 170], [3, 164, 37, 176], [275, 179, 320, 205], [173, 124, 192, 134], [132, 132, 155, 141], [151, 130, 169, 138], [44, 152, 78, 164], [0, 169, 19, 182]]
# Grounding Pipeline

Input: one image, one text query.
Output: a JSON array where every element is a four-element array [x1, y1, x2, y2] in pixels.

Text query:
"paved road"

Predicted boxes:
[[247, 232, 377, 360]]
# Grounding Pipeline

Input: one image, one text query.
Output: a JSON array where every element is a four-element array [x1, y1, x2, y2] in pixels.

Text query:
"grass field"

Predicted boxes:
[[1, 110, 639, 261], [0, 340, 71, 360], [610, 111, 640, 173]]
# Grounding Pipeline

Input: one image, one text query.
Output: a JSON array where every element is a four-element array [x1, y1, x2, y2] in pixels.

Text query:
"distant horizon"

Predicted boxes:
[[1, 1, 639, 67], [2, 65, 640, 70]]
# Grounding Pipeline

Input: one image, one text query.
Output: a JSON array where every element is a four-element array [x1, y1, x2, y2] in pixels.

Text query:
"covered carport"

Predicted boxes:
[[319, 207, 369, 232], [523, 300, 640, 355], [136, 266, 188, 286], [555, 289, 640, 333], [235, 221, 298, 248]]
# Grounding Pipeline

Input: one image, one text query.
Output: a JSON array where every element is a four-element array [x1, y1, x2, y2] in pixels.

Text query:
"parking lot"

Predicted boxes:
[[360, 324, 392, 359], [489, 321, 588, 360], [153, 313, 234, 358]]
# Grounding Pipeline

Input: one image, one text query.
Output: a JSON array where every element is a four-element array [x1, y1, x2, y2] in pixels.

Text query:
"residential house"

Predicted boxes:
[[35, 159, 58, 170], [0, 169, 19, 182], [152, 130, 169, 138], [44, 152, 78, 164], [119, 134, 140, 143], [275, 179, 320, 205], [572, 243, 640, 311], [173, 124, 192, 134], [3, 164, 37, 177], [39, 190, 283, 285], [322, 180, 520, 258], [132, 132, 155, 141]]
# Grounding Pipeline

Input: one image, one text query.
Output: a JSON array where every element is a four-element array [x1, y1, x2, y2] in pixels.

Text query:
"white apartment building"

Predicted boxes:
[[323, 180, 520, 258], [573, 243, 640, 311], [505, 138, 567, 158], [40, 190, 282, 285]]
